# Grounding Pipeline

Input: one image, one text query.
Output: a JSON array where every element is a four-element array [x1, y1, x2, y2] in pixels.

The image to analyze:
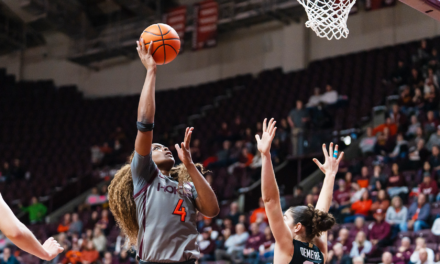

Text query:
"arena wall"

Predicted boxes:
[[0, 2, 439, 96]]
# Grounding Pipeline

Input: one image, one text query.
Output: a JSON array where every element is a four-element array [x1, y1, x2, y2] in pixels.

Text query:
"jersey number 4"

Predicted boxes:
[[173, 199, 186, 222]]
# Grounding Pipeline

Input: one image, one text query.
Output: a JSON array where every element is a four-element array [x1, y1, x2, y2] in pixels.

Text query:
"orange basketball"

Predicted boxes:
[[140, 23, 180, 65]]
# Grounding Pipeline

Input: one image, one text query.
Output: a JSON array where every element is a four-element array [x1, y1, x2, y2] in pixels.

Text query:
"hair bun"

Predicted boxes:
[[311, 209, 336, 238]]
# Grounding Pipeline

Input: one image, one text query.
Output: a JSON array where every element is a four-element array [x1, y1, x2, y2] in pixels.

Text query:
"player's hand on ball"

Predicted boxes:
[[313, 143, 344, 177], [255, 118, 277, 155], [176, 127, 194, 166], [42, 237, 64, 261], [136, 38, 156, 71]]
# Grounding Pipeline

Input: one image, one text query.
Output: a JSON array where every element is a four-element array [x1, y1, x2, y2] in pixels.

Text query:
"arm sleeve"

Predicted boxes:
[[131, 151, 158, 195]]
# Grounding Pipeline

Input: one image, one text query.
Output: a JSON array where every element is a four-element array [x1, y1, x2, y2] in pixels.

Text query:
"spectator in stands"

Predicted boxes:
[[215, 140, 232, 166], [320, 84, 338, 105], [388, 133, 408, 161], [429, 146, 440, 177], [345, 190, 372, 223], [336, 228, 351, 254], [356, 166, 370, 189], [79, 229, 93, 250], [413, 39, 430, 66], [328, 243, 351, 264], [390, 60, 409, 85], [96, 209, 110, 235], [91, 145, 104, 167], [92, 227, 107, 253], [85, 211, 99, 230], [425, 68, 439, 91], [371, 190, 390, 211], [389, 105, 408, 129], [57, 213, 71, 233], [62, 244, 82, 264], [398, 86, 413, 113], [228, 202, 240, 225], [410, 237, 434, 264], [249, 198, 267, 224], [86, 188, 102, 207], [1, 247, 19, 264], [238, 214, 249, 230], [416, 248, 432, 264], [392, 237, 413, 264], [386, 196, 408, 234], [19, 197, 47, 224], [258, 227, 275, 263], [218, 122, 232, 142], [369, 209, 391, 248], [306, 88, 322, 108], [400, 193, 431, 232], [419, 173, 439, 202], [199, 217, 220, 237], [409, 139, 430, 170], [304, 194, 315, 206], [424, 111, 439, 135], [427, 126, 440, 151], [222, 217, 235, 236], [102, 252, 114, 264], [333, 180, 351, 218], [215, 223, 249, 262], [190, 139, 202, 162], [69, 213, 83, 235], [369, 165, 386, 193], [349, 217, 369, 243], [413, 88, 425, 113], [199, 230, 216, 263], [10, 159, 26, 180], [359, 127, 377, 155], [116, 250, 130, 264], [290, 186, 306, 207], [287, 100, 309, 156], [381, 252, 393, 264], [386, 163, 408, 198], [81, 241, 100, 264], [228, 147, 254, 174], [349, 231, 372, 257], [57, 232, 71, 250], [373, 117, 397, 136], [241, 223, 265, 263], [407, 115, 421, 137]]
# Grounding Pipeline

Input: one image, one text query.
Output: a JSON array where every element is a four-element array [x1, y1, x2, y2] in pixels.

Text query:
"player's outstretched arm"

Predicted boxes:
[[176, 128, 219, 217], [257, 118, 293, 251], [312, 143, 343, 261], [0, 194, 63, 260], [135, 38, 157, 156]]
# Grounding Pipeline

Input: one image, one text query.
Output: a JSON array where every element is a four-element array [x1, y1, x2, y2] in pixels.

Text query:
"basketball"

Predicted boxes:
[[140, 23, 180, 65]]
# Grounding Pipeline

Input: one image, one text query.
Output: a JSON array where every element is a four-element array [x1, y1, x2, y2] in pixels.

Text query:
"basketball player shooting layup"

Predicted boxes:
[[0, 194, 63, 260], [108, 38, 219, 264], [256, 118, 343, 264]]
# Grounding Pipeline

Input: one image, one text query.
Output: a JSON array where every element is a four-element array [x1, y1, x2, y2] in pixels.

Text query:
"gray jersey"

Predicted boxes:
[[131, 151, 200, 262]]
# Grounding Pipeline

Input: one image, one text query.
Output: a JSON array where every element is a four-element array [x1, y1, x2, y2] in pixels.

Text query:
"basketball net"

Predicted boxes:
[[297, 0, 356, 40]]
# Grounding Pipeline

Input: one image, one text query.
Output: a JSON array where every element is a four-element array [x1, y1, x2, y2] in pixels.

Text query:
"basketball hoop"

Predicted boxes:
[[297, 0, 356, 40]]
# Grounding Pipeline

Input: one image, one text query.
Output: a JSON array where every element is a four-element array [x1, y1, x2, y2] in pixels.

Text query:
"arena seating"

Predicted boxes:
[[4, 35, 440, 264]]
